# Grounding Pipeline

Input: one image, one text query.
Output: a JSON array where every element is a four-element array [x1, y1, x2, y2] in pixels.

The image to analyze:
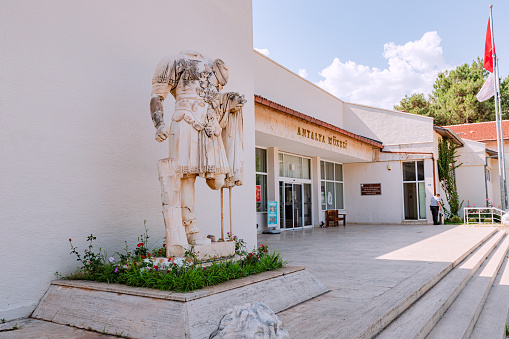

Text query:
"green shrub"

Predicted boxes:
[[66, 230, 285, 293], [450, 216, 462, 223], [484, 218, 493, 223], [468, 218, 478, 223]]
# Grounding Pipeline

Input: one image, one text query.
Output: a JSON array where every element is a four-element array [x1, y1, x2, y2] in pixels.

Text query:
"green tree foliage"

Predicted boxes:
[[437, 138, 463, 218], [395, 58, 509, 125]]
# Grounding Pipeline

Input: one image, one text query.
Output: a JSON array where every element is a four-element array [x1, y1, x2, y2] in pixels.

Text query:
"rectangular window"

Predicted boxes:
[[279, 153, 311, 179], [255, 148, 268, 212], [403, 160, 426, 220], [278, 153, 284, 177], [302, 158, 311, 179], [403, 162, 416, 181], [255, 148, 267, 173], [321, 160, 344, 210]]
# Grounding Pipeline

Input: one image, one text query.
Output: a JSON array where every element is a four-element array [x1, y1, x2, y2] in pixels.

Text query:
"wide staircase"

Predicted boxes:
[[374, 227, 509, 339]]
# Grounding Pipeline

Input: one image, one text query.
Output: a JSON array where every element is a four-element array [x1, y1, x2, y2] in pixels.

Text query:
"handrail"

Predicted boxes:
[[463, 207, 506, 225]]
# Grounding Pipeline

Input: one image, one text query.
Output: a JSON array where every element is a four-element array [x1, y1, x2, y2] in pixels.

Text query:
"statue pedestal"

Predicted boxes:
[[33, 266, 328, 339], [167, 241, 236, 260]]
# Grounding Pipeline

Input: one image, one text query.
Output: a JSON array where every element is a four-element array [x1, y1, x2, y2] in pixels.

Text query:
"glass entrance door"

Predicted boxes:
[[284, 183, 293, 229], [293, 184, 302, 228], [280, 181, 311, 229]]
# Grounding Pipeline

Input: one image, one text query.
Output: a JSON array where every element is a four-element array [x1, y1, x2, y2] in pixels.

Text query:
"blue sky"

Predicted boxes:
[[253, 0, 509, 109]]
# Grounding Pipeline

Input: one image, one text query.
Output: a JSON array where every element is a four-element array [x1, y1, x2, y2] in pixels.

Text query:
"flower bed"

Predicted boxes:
[[65, 229, 285, 293]]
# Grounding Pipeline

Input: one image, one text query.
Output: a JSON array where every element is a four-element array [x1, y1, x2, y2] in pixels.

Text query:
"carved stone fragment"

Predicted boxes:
[[209, 302, 289, 339]]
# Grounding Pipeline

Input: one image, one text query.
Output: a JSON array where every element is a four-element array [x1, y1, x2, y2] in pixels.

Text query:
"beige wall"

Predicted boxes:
[[255, 104, 376, 163], [0, 1, 254, 321]]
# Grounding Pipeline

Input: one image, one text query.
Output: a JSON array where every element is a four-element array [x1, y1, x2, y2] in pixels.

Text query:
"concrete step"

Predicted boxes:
[[427, 233, 509, 339], [376, 230, 506, 339], [315, 227, 499, 339], [471, 243, 509, 339]]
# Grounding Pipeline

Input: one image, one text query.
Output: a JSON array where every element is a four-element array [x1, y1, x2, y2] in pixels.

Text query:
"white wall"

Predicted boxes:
[[455, 140, 488, 212], [488, 157, 501, 208], [253, 52, 344, 127], [344, 103, 434, 146], [0, 1, 254, 320], [344, 157, 434, 224]]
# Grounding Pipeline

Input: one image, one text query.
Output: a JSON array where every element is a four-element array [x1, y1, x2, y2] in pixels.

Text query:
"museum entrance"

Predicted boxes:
[[279, 181, 312, 229]]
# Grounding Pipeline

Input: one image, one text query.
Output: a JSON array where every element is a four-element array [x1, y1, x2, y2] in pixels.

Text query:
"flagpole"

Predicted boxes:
[[495, 62, 507, 209], [490, 5, 508, 210]]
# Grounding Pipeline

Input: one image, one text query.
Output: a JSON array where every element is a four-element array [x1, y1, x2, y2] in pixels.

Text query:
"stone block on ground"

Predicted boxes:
[[210, 302, 288, 338]]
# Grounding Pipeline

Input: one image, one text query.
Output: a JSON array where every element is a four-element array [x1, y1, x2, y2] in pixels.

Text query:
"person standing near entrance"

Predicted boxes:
[[430, 193, 442, 225]]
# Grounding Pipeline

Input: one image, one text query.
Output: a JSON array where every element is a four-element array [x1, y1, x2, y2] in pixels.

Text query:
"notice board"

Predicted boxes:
[[361, 183, 381, 196]]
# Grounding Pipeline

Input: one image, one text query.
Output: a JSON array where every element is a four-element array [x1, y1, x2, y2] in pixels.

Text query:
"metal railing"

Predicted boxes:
[[463, 207, 506, 225]]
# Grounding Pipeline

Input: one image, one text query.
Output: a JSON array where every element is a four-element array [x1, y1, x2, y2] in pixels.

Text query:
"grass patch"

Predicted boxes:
[[65, 225, 285, 293]]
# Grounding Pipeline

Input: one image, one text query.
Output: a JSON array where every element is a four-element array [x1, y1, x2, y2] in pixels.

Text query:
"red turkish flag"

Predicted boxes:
[[483, 16, 496, 73]]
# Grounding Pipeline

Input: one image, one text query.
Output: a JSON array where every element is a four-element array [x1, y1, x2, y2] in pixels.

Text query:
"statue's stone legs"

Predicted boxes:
[[182, 175, 211, 245], [181, 175, 198, 235], [157, 159, 189, 253]]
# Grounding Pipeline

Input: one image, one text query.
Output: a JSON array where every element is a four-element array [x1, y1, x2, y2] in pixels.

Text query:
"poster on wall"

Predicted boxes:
[[256, 185, 261, 202], [268, 201, 278, 227]]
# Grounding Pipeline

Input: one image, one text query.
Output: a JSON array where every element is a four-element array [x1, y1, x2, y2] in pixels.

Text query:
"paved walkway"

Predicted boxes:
[[258, 224, 496, 338], [0, 224, 497, 338]]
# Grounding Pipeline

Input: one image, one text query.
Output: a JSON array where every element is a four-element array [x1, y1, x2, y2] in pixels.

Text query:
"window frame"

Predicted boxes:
[[255, 147, 268, 213], [320, 160, 344, 211]]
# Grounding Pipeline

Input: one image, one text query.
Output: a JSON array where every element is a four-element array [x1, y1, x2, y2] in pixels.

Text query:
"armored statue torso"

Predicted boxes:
[[151, 51, 229, 177]]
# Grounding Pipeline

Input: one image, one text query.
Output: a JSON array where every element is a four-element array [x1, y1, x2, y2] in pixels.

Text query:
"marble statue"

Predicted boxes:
[[209, 302, 289, 339], [150, 51, 245, 252]]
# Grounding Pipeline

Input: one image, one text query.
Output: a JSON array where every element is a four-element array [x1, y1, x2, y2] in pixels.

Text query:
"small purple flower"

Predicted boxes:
[[109, 257, 115, 263], [114, 267, 119, 273]]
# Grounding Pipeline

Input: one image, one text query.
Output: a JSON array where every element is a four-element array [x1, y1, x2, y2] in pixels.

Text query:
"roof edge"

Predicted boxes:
[[433, 125, 464, 147]]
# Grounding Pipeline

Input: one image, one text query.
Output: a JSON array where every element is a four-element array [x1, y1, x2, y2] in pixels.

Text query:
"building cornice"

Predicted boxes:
[[254, 94, 384, 149]]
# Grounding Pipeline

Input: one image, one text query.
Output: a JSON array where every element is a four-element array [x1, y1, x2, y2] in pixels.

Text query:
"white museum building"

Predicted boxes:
[[0, 0, 504, 321]]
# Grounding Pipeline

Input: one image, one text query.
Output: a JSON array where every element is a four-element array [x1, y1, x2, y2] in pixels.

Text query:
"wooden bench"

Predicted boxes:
[[325, 210, 346, 227]]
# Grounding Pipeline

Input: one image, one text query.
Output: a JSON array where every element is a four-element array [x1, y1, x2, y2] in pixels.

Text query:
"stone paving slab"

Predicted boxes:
[[0, 318, 117, 339]]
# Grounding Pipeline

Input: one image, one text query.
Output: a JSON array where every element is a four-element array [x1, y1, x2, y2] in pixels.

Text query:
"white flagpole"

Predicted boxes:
[[490, 5, 508, 210], [495, 63, 507, 209]]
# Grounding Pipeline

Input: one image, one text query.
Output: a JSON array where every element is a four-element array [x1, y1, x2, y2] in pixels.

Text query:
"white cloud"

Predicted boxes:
[[255, 48, 270, 56], [298, 68, 308, 79], [316, 31, 451, 109]]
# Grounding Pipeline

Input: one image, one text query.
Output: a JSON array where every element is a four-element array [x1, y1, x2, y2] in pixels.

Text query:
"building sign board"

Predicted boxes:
[[256, 185, 261, 202], [361, 183, 381, 196]]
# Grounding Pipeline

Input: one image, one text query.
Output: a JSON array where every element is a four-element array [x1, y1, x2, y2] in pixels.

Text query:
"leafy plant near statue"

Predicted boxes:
[[437, 138, 464, 220], [66, 225, 284, 293]]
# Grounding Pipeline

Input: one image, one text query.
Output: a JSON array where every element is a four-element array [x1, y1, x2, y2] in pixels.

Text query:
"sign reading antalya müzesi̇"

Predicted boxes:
[[297, 127, 348, 149]]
